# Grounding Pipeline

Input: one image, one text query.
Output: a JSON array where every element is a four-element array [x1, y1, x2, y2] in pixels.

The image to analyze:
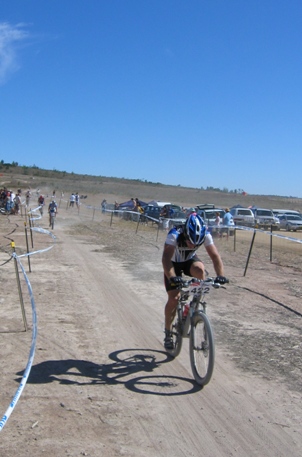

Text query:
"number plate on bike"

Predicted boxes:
[[189, 283, 202, 295]]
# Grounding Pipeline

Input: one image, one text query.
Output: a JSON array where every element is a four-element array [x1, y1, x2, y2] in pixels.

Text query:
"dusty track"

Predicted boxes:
[[0, 202, 301, 456]]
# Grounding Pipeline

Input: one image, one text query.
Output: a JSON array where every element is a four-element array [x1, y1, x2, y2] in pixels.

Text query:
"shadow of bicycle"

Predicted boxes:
[[16, 348, 202, 395]]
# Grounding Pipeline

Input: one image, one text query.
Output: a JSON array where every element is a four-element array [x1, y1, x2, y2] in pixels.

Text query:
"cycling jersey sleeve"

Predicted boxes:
[[165, 227, 178, 247], [203, 233, 214, 248]]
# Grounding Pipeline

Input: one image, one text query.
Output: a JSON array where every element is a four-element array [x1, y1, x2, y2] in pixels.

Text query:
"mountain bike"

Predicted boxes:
[[167, 277, 228, 386]]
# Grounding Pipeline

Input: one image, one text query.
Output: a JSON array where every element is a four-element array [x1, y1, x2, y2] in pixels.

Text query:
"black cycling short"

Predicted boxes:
[[164, 256, 202, 291]]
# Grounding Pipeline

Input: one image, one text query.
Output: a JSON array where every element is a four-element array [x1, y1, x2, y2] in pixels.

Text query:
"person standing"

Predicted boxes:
[[13, 191, 22, 215], [214, 211, 222, 237], [75, 192, 80, 209], [223, 208, 234, 226], [69, 193, 75, 207], [101, 199, 107, 213], [160, 205, 170, 231], [25, 189, 31, 206]]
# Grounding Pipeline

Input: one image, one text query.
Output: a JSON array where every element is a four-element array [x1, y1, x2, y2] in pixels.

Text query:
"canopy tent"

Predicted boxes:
[[118, 199, 148, 209], [147, 200, 171, 207]]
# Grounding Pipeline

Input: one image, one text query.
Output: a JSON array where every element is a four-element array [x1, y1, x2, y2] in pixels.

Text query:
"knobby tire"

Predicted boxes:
[[189, 312, 215, 386]]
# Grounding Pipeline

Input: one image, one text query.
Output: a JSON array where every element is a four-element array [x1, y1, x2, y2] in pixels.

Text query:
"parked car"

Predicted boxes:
[[278, 214, 302, 232], [196, 207, 225, 225], [272, 209, 302, 218], [168, 210, 187, 228], [143, 205, 162, 222], [251, 207, 280, 230], [230, 207, 255, 227], [143, 204, 183, 226]]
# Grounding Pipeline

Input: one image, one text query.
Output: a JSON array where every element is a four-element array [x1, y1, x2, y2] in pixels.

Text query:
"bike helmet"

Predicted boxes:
[[185, 214, 206, 246]]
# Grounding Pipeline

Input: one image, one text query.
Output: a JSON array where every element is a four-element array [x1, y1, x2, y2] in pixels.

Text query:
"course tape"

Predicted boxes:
[[28, 206, 43, 222], [0, 223, 56, 431], [16, 227, 57, 259], [233, 225, 302, 245], [0, 254, 38, 432]]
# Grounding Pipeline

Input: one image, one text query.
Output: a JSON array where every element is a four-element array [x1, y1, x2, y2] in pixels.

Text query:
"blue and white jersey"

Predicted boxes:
[[165, 225, 214, 262]]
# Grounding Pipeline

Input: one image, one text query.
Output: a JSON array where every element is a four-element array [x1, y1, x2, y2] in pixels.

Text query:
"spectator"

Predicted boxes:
[[5, 190, 12, 213], [214, 211, 222, 238], [101, 199, 107, 213], [75, 192, 80, 209], [136, 201, 145, 222], [223, 208, 234, 226], [13, 191, 22, 215], [25, 189, 31, 206], [131, 198, 137, 211], [69, 193, 75, 207], [215, 211, 222, 226], [160, 205, 170, 231]]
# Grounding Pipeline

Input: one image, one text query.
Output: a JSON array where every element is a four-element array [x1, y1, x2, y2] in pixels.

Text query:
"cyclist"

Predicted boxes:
[[38, 194, 45, 216], [48, 199, 58, 227], [162, 213, 227, 349]]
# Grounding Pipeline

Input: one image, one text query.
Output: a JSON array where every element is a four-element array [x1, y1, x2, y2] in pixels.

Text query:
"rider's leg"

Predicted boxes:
[[164, 289, 180, 332], [189, 260, 206, 280]]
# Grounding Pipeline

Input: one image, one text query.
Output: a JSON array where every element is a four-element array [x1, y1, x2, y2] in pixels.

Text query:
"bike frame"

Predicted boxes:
[[177, 278, 212, 337]]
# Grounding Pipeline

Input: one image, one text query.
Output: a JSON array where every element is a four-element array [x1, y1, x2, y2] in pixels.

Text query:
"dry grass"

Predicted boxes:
[[1, 168, 302, 212]]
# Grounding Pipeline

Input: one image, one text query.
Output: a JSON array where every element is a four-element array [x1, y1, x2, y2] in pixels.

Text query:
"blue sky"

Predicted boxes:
[[1, 1, 301, 197]]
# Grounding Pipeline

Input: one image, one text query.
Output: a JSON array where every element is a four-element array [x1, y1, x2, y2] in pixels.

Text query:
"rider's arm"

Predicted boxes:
[[205, 244, 224, 277], [162, 243, 177, 279]]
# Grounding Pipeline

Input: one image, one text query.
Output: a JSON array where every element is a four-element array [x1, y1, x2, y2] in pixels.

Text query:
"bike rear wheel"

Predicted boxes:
[[189, 312, 214, 386], [167, 314, 183, 358]]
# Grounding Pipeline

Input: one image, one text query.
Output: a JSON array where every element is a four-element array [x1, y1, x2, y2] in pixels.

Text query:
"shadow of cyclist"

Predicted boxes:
[[15, 348, 202, 395]]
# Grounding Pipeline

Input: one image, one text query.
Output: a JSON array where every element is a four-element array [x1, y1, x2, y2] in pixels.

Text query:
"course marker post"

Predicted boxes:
[[28, 214, 34, 249], [244, 229, 256, 277], [11, 242, 27, 331], [24, 222, 31, 273]]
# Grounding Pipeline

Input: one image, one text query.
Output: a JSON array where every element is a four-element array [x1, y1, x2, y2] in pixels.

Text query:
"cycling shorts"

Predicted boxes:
[[164, 256, 203, 291]]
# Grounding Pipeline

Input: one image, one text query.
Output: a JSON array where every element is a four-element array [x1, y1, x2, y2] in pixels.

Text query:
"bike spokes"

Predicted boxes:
[[190, 313, 214, 386]]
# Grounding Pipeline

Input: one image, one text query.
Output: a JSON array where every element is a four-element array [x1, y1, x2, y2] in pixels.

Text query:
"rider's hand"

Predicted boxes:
[[214, 275, 229, 285], [169, 276, 183, 288]]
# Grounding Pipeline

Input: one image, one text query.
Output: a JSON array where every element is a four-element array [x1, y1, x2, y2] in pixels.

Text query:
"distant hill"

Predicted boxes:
[[1, 162, 301, 211]]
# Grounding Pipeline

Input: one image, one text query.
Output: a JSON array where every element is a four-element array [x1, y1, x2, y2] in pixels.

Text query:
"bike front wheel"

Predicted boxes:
[[189, 312, 215, 386], [50, 215, 55, 230]]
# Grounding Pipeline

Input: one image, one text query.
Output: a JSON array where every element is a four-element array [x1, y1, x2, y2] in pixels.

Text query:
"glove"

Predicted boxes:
[[169, 276, 183, 288], [214, 276, 229, 285]]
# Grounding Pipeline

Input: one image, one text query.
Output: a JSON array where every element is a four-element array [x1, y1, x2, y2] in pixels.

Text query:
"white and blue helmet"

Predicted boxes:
[[185, 214, 206, 246]]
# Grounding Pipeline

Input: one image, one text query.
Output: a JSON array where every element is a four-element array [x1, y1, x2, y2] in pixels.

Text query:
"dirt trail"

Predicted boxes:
[[0, 204, 301, 456]]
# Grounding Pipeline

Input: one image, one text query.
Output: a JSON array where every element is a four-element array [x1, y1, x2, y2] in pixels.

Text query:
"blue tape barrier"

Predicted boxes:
[[0, 254, 38, 432]]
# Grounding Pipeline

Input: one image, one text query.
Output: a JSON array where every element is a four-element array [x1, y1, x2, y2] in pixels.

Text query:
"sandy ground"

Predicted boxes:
[[0, 198, 302, 457]]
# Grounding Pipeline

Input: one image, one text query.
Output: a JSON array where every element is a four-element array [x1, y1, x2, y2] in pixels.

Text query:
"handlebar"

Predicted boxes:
[[173, 277, 229, 289]]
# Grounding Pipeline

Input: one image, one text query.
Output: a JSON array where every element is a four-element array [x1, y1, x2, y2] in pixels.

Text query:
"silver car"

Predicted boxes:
[[278, 214, 302, 232]]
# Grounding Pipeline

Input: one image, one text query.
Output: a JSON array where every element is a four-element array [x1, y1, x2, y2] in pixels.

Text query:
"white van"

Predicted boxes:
[[230, 207, 255, 227], [252, 208, 280, 230], [272, 209, 301, 217]]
